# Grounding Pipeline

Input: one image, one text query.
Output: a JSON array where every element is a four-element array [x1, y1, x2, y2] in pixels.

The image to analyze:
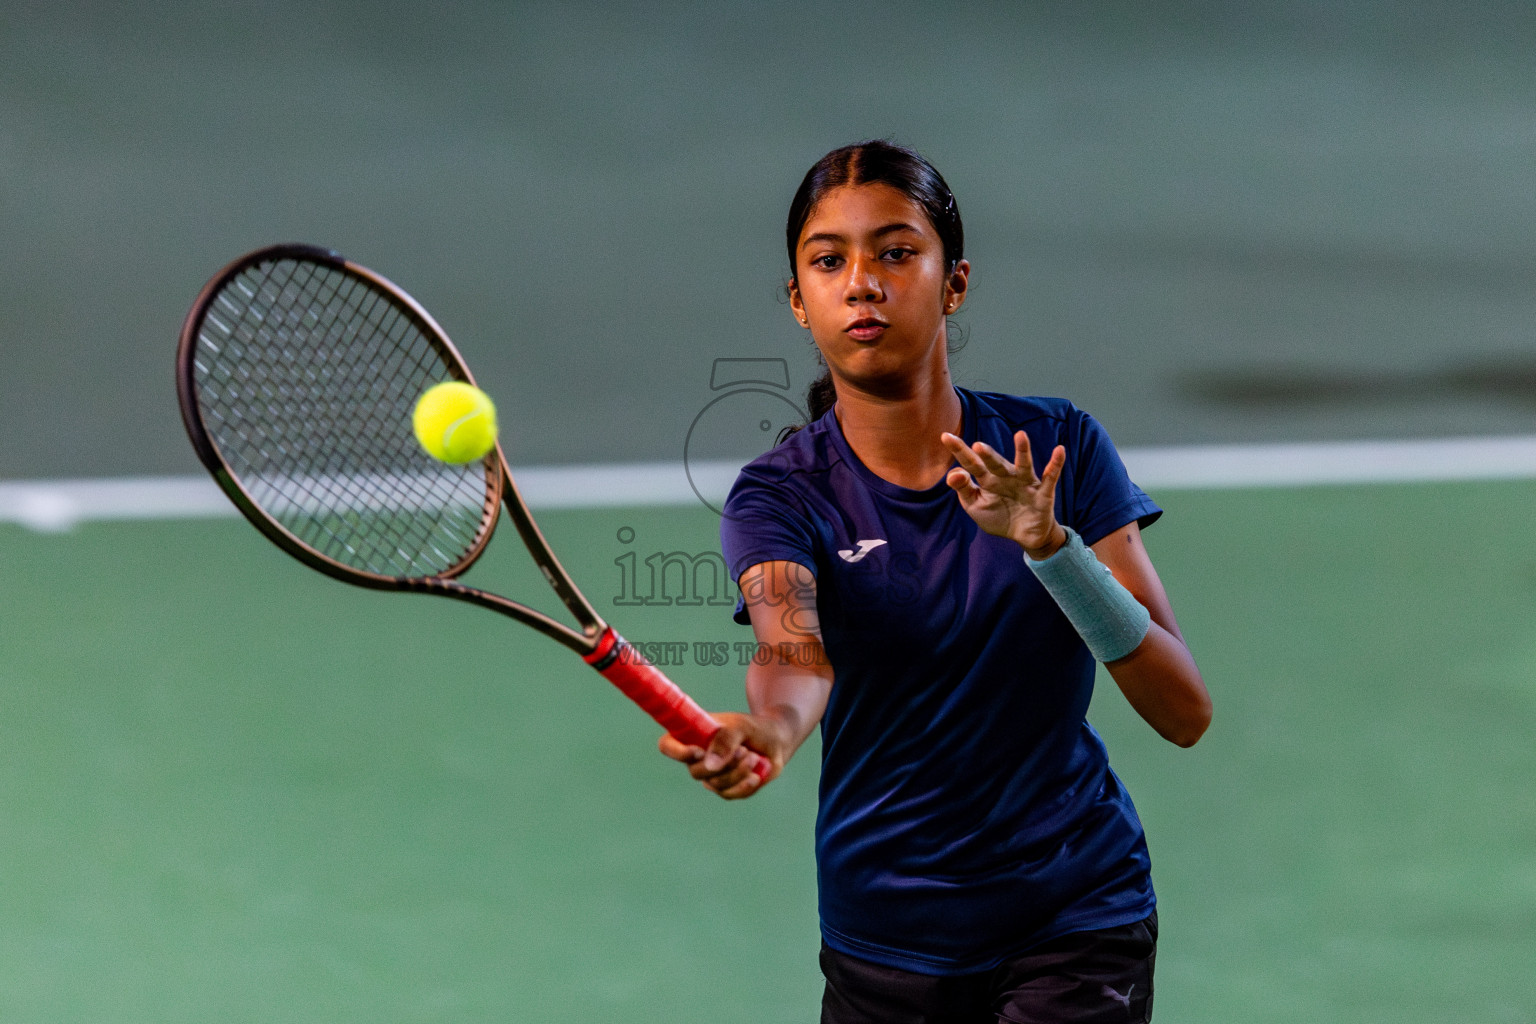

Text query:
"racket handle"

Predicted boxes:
[[583, 627, 772, 783]]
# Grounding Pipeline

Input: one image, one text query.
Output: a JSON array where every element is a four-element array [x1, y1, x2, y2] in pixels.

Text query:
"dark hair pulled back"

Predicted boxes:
[[782, 140, 965, 435]]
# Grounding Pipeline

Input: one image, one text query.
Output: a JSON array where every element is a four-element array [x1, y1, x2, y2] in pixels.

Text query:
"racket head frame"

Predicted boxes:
[[176, 243, 606, 655]]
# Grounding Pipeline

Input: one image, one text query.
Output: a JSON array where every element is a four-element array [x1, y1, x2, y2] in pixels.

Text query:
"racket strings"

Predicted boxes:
[[212, 271, 481, 576], [193, 256, 495, 578], [246, 262, 485, 568]]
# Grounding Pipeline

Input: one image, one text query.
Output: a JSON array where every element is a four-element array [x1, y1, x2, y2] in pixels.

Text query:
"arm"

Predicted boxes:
[[941, 430, 1212, 748], [1091, 523, 1211, 747], [657, 560, 833, 799]]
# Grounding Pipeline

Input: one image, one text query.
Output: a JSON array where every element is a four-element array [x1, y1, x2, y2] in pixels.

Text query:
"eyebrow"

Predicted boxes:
[[799, 222, 926, 250]]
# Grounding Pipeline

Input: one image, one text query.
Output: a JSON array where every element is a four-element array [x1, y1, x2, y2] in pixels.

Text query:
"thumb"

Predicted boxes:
[[701, 723, 745, 772], [946, 466, 976, 497]]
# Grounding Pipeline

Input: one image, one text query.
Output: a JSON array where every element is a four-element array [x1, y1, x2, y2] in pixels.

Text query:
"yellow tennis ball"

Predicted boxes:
[[412, 382, 498, 463]]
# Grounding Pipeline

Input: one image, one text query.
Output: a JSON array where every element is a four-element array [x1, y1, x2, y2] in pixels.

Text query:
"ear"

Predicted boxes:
[[787, 278, 809, 328], [943, 259, 971, 314]]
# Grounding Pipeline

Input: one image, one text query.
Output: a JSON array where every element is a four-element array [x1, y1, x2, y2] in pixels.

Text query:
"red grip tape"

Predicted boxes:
[[584, 627, 772, 782]]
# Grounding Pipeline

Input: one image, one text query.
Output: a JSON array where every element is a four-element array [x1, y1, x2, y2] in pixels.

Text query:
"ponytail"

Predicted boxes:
[[777, 369, 836, 444], [805, 371, 836, 421]]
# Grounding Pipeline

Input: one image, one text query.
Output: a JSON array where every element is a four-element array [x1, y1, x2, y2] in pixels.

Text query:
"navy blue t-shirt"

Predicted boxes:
[[719, 388, 1163, 975]]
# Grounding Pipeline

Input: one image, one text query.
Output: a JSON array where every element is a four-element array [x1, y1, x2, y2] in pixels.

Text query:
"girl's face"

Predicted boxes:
[[788, 183, 968, 397]]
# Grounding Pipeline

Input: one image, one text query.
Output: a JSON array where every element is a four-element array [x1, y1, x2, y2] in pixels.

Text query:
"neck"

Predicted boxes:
[[832, 367, 963, 491]]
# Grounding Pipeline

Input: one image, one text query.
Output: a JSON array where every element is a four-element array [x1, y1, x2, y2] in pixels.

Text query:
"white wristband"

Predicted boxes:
[[1024, 527, 1151, 662]]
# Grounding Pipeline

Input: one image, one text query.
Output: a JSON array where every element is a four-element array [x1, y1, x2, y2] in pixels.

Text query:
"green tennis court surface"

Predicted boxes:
[[2, 482, 1533, 1022]]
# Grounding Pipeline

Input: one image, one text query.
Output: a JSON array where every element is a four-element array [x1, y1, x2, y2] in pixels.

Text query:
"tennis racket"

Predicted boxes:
[[176, 243, 769, 781]]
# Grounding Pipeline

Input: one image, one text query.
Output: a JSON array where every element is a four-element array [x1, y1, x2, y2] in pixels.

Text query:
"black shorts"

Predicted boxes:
[[819, 913, 1157, 1024]]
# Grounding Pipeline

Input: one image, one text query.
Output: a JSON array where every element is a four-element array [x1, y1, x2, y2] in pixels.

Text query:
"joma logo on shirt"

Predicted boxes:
[[837, 539, 887, 563]]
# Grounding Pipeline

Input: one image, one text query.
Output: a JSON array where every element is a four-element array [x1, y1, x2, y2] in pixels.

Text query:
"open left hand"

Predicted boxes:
[[941, 430, 1066, 559]]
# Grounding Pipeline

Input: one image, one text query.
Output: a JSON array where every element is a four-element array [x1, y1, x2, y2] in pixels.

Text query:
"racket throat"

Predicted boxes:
[[582, 626, 626, 672]]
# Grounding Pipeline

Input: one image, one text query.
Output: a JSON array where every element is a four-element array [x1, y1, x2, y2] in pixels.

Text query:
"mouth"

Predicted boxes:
[[844, 317, 889, 341]]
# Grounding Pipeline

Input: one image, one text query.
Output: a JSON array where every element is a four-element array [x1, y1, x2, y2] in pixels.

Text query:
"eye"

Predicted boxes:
[[882, 247, 914, 262], [810, 253, 843, 270]]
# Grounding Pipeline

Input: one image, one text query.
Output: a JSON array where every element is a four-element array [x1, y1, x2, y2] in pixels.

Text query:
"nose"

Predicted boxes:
[[843, 255, 883, 304]]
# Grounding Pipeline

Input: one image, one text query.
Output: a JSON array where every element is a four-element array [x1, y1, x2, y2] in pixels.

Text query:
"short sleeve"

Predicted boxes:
[[720, 471, 821, 625], [1062, 409, 1162, 546]]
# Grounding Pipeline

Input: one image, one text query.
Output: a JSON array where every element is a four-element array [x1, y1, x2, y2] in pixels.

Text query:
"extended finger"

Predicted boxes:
[[1039, 444, 1066, 490], [1012, 431, 1039, 481], [941, 432, 989, 475], [939, 431, 970, 458], [970, 441, 1017, 477]]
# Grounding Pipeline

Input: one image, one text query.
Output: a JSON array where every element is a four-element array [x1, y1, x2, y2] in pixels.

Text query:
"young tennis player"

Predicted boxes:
[[659, 141, 1211, 1023]]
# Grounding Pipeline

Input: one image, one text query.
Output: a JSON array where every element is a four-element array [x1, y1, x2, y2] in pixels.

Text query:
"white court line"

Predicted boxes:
[[1121, 435, 1536, 489], [4, 437, 1536, 532]]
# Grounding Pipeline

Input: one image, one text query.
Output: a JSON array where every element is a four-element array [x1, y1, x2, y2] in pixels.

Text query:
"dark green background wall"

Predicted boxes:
[[4, 1, 1536, 481]]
